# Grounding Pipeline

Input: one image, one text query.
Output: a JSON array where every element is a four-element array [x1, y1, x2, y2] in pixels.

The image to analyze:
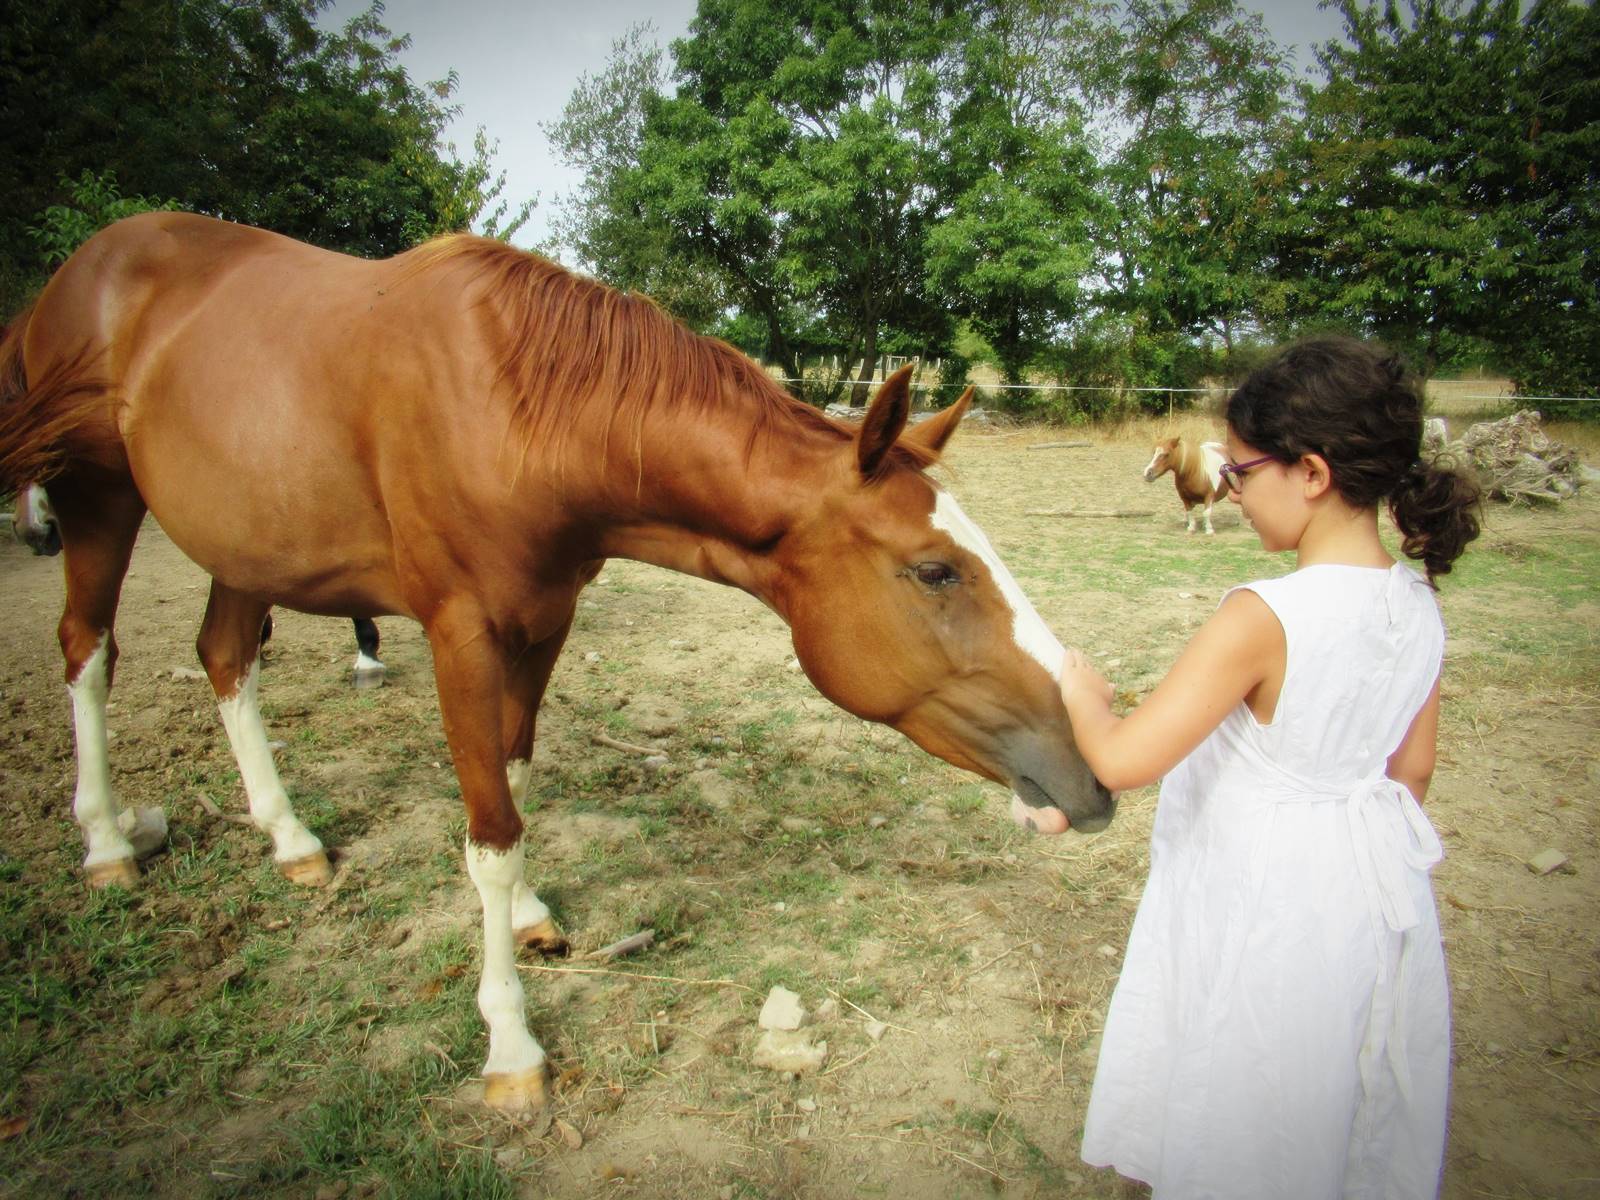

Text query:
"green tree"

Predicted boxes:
[[544, 24, 731, 329], [1287, 0, 1598, 406], [553, 1, 981, 399], [28, 170, 183, 267], [1093, 0, 1293, 388], [0, 0, 529, 312], [926, 0, 1108, 388]]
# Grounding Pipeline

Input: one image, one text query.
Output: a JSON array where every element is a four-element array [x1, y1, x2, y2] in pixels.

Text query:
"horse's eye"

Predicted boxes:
[[913, 562, 959, 588]]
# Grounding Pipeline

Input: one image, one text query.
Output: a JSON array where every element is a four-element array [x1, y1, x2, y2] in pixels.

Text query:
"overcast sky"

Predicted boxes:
[[323, 1, 1349, 250]]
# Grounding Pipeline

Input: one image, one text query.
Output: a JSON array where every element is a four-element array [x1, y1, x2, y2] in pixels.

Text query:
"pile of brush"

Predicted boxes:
[[1430, 410, 1588, 505]]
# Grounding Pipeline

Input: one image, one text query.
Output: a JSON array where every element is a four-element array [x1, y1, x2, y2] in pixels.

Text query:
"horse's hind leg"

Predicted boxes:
[[197, 582, 332, 885], [351, 617, 384, 689], [503, 615, 577, 956], [50, 480, 150, 888]]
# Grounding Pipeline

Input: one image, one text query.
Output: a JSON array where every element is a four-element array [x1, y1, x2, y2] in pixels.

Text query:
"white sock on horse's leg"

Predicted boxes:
[[69, 636, 138, 886], [467, 838, 548, 1112], [216, 657, 330, 884], [1204, 501, 1216, 535], [504, 759, 563, 950]]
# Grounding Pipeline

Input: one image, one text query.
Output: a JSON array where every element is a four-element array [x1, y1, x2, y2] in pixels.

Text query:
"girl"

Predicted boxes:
[[1060, 337, 1481, 1199]]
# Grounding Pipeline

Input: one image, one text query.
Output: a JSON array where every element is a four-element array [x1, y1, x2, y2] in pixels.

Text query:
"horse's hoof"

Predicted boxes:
[[483, 1065, 549, 1116], [351, 664, 385, 689], [514, 917, 570, 957], [85, 857, 139, 889], [279, 850, 334, 887]]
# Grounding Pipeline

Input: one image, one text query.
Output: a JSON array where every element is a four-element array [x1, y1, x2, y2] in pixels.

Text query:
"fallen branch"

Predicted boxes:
[[1026, 440, 1092, 450], [519, 962, 756, 992], [592, 732, 662, 757], [586, 930, 655, 961], [194, 792, 253, 826], [1026, 508, 1156, 519]]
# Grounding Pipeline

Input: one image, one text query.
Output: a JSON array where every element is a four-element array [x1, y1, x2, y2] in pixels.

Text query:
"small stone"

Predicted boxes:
[[779, 817, 809, 833], [584, 651, 602, 663], [710, 735, 727, 747], [867, 815, 889, 829], [751, 1029, 828, 1074], [813, 998, 839, 1022], [314, 1183, 349, 1200], [863, 1019, 887, 1042], [759, 985, 805, 1031], [116, 807, 168, 861], [787, 657, 803, 672], [1526, 848, 1570, 875], [555, 1118, 583, 1150], [1031, 943, 1045, 959], [642, 755, 669, 773], [1177, 591, 1195, 599], [1096, 944, 1118, 959], [796, 1097, 817, 1113], [669, 640, 697, 651], [170, 666, 208, 682], [494, 1146, 524, 1169]]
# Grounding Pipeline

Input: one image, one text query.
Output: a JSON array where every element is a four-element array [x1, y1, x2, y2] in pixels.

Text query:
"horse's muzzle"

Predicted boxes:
[[1010, 773, 1115, 835], [18, 520, 62, 557]]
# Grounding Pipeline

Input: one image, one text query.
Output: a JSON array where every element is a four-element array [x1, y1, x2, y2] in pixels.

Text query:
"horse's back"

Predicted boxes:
[[27, 214, 447, 615]]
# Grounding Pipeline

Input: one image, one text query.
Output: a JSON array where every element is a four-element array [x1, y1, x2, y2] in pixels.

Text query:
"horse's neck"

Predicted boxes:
[[590, 409, 833, 615]]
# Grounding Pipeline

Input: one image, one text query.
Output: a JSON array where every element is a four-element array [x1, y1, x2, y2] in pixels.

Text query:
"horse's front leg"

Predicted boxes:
[[1183, 500, 1198, 534], [503, 614, 577, 955], [197, 583, 331, 885], [429, 602, 548, 1114]]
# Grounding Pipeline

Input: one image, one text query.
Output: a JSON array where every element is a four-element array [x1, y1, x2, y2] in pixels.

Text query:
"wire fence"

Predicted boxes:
[[777, 376, 1600, 406]]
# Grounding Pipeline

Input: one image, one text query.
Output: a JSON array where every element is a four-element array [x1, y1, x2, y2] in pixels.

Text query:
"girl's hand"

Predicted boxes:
[[1059, 646, 1114, 709]]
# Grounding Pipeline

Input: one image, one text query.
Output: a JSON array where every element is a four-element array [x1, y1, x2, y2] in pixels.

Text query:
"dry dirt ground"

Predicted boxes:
[[0, 421, 1596, 1199]]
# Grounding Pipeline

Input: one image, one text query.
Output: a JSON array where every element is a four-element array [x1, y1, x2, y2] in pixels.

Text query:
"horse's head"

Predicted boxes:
[[12, 484, 61, 556], [772, 369, 1114, 833], [1142, 437, 1179, 483]]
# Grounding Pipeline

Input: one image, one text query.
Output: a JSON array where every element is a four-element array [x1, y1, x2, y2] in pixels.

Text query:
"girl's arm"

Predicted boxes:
[[1059, 589, 1285, 792], [1386, 674, 1441, 804]]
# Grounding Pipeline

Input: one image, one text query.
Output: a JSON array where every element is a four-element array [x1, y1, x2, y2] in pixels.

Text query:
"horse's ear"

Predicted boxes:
[[856, 364, 915, 479], [900, 385, 972, 458]]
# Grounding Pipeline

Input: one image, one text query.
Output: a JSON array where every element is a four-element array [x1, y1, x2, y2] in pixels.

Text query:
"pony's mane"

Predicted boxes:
[[401, 236, 939, 477]]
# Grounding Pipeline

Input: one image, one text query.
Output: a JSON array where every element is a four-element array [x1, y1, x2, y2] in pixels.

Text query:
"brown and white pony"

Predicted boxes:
[[1143, 436, 1228, 534], [0, 212, 1112, 1113]]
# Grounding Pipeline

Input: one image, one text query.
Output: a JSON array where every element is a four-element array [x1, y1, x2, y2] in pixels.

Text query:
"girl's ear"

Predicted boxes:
[[1301, 453, 1334, 499]]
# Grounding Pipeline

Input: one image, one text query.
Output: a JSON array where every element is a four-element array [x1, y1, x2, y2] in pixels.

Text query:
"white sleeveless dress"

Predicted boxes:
[[1081, 563, 1451, 1199]]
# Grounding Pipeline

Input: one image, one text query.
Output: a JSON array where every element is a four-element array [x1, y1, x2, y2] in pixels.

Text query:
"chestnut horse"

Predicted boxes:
[[1142, 436, 1228, 535], [0, 212, 1112, 1113]]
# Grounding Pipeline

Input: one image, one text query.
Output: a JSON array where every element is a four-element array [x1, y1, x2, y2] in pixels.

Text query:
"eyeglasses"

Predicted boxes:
[[1218, 455, 1277, 493]]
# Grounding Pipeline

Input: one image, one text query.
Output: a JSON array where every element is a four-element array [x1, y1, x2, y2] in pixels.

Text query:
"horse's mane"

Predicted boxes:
[[401, 236, 939, 477]]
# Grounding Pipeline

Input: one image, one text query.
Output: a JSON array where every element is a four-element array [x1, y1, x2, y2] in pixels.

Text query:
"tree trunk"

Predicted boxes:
[[851, 321, 881, 407]]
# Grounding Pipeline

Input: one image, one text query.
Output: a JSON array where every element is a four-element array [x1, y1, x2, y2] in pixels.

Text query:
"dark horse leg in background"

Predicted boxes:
[[258, 613, 386, 687]]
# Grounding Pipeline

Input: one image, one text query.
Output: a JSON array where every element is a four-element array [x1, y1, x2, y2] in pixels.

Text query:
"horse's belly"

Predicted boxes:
[[125, 411, 407, 617]]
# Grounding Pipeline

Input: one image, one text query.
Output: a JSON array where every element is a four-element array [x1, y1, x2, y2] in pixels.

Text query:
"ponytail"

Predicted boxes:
[[1390, 458, 1481, 584]]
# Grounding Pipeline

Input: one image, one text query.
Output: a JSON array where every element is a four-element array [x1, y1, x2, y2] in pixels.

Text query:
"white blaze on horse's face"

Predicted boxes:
[[930, 490, 1065, 678], [1142, 445, 1169, 482]]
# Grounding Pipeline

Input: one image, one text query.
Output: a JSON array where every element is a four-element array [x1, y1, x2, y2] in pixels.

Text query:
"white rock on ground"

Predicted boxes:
[[1526, 848, 1570, 875], [759, 985, 806, 1030], [751, 1029, 828, 1074], [117, 807, 168, 861]]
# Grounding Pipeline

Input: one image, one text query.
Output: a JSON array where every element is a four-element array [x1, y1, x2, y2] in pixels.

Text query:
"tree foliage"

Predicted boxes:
[[0, 0, 530, 313]]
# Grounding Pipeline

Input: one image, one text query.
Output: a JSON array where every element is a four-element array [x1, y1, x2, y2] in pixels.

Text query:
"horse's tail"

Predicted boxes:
[[0, 303, 115, 496]]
